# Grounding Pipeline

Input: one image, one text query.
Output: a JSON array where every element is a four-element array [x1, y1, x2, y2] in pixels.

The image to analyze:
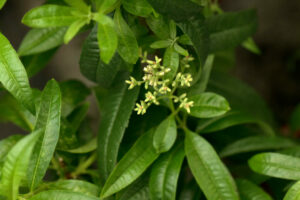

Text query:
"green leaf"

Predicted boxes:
[[0, 93, 35, 131], [64, 18, 88, 44], [178, 34, 193, 45], [60, 80, 90, 117], [188, 92, 230, 118], [146, 15, 170, 40], [96, 0, 118, 13], [18, 27, 67, 56], [65, 138, 97, 154], [100, 129, 160, 198], [28, 79, 62, 190], [206, 10, 257, 53], [1, 129, 42, 200], [163, 47, 179, 80], [173, 43, 188, 56], [122, 0, 153, 17], [48, 180, 100, 197], [114, 8, 139, 64], [220, 136, 296, 158], [117, 174, 150, 200], [0, 33, 35, 113], [185, 131, 239, 200], [80, 25, 124, 87], [95, 71, 140, 183], [0, 135, 23, 163], [242, 38, 261, 55], [22, 48, 58, 78], [284, 181, 300, 200], [93, 14, 118, 64], [248, 153, 300, 180], [22, 5, 79, 28], [64, 0, 90, 12], [29, 190, 99, 200], [196, 110, 276, 135], [153, 115, 177, 153], [150, 40, 172, 49], [0, 0, 6, 10], [236, 178, 273, 200], [149, 143, 185, 200]]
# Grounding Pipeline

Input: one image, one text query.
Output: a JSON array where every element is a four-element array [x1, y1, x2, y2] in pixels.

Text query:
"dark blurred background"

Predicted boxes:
[[0, 0, 300, 137]]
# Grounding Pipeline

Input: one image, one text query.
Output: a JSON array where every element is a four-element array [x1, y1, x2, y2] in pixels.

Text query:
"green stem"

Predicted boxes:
[[71, 152, 97, 178]]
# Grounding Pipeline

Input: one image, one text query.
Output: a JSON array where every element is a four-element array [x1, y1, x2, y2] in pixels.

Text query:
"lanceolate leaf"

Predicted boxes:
[[284, 181, 300, 200], [0, 0, 6, 10], [206, 10, 258, 53], [0, 135, 23, 162], [80, 26, 124, 88], [48, 180, 100, 197], [0, 33, 35, 113], [220, 136, 296, 157], [114, 8, 139, 64], [66, 138, 97, 154], [95, 71, 140, 183], [236, 178, 273, 200], [94, 14, 118, 64], [22, 5, 79, 28], [64, 18, 88, 44], [149, 143, 185, 200], [1, 129, 42, 200], [28, 79, 62, 190], [153, 115, 177, 153], [29, 190, 99, 200], [185, 131, 239, 200], [100, 129, 160, 198], [248, 153, 300, 180], [163, 47, 179, 80], [146, 15, 171, 40], [122, 0, 153, 17], [18, 27, 67, 56], [188, 92, 230, 118]]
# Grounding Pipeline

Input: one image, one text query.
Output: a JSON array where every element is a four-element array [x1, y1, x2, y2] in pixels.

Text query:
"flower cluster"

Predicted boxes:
[[126, 53, 194, 115]]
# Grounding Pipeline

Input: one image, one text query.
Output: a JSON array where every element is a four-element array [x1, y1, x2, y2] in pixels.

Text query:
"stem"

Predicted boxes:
[[51, 157, 65, 179], [71, 152, 97, 178]]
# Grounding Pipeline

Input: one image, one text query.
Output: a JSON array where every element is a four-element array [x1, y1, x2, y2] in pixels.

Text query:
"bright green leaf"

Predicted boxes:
[[220, 136, 296, 158], [0, 33, 35, 113], [0, 0, 6, 10], [149, 143, 185, 200], [100, 129, 160, 198], [29, 190, 99, 200], [284, 181, 300, 200], [114, 8, 139, 64], [123, 0, 153, 17], [0, 135, 23, 163], [18, 27, 67, 56], [173, 43, 188, 56], [188, 92, 230, 118], [22, 5, 79, 28], [185, 131, 239, 200], [153, 115, 177, 153], [96, 0, 118, 13], [236, 178, 273, 200], [163, 46, 179, 80], [95, 71, 140, 183], [65, 138, 97, 154], [242, 38, 261, 55], [248, 153, 300, 180], [64, 0, 90, 12], [1, 129, 42, 200], [93, 14, 118, 64], [64, 18, 88, 44], [28, 79, 62, 190]]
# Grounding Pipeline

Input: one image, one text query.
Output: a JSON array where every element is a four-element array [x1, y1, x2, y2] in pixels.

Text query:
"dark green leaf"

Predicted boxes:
[[114, 8, 139, 64], [1, 129, 42, 200], [29, 190, 99, 200], [80, 26, 124, 87], [185, 131, 239, 200], [22, 5, 79, 28], [0, 33, 35, 113], [66, 138, 97, 154], [284, 181, 300, 200], [248, 153, 300, 180], [149, 143, 185, 200], [188, 92, 230, 118], [22, 48, 58, 78], [236, 178, 273, 200], [150, 40, 172, 49], [242, 38, 261, 55], [93, 14, 118, 64], [220, 136, 296, 157], [95, 71, 140, 183], [28, 79, 62, 190], [100, 129, 159, 198], [0, 135, 23, 163], [290, 104, 300, 133], [18, 27, 67, 56], [48, 180, 100, 197], [206, 10, 257, 53], [146, 15, 170, 40], [153, 115, 177, 153], [163, 47, 179, 80], [123, 0, 153, 17]]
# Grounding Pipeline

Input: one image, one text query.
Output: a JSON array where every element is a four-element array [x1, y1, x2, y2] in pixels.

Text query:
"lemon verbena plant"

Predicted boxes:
[[0, 0, 299, 199]]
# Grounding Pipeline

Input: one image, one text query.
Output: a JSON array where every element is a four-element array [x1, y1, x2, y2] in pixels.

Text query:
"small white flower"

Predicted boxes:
[[125, 77, 137, 89], [134, 101, 147, 115]]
